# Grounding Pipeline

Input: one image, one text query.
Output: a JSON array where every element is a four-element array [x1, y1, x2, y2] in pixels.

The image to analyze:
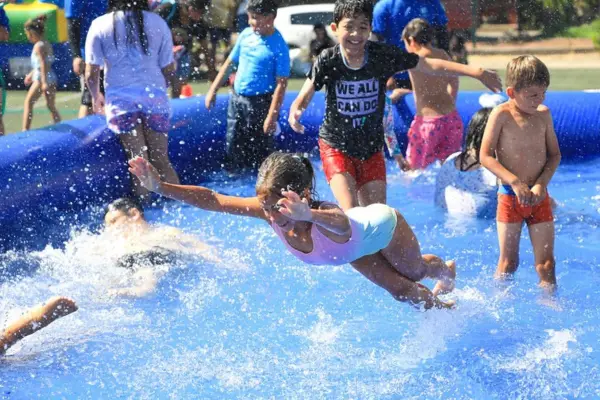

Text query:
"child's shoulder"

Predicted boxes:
[[536, 104, 551, 115], [425, 47, 451, 61], [490, 102, 512, 120]]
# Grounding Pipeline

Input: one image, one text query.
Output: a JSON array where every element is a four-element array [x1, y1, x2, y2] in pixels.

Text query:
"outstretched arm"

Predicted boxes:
[[351, 253, 454, 310], [0, 297, 78, 355], [128, 157, 267, 219], [413, 57, 502, 93]]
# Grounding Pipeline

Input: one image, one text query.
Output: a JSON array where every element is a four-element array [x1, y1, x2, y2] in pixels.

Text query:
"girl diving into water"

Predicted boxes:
[[129, 153, 456, 309]]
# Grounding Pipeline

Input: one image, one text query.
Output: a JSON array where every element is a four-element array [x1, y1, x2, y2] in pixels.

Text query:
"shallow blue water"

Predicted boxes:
[[1, 158, 600, 399]]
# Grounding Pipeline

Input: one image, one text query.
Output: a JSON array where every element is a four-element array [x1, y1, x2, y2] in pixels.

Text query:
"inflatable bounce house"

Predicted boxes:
[[0, 0, 76, 89], [1, 89, 600, 251]]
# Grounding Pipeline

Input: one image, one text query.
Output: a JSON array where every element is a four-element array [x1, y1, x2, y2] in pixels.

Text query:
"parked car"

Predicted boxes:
[[274, 4, 336, 49]]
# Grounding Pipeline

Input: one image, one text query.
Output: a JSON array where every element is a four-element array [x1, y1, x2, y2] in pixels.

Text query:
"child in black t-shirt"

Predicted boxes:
[[288, 0, 502, 211]]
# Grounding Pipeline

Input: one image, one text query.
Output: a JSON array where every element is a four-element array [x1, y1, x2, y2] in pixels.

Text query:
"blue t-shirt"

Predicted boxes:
[[65, 0, 107, 57], [372, 0, 447, 81], [231, 28, 290, 96]]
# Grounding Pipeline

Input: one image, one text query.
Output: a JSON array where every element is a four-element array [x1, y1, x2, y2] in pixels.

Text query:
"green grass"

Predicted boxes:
[[561, 18, 600, 39], [3, 68, 600, 134]]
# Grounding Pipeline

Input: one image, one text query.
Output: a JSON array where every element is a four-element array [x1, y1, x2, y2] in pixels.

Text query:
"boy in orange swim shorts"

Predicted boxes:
[[480, 55, 561, 291]]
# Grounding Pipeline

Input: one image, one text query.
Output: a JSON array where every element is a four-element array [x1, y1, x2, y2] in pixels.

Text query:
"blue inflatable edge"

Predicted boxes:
[[0, 90, 598, 251]]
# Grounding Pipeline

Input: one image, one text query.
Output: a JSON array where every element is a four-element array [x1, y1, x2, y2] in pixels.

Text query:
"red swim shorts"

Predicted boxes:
[[497, 194, 554, 225], [318, 139, 386, 188]]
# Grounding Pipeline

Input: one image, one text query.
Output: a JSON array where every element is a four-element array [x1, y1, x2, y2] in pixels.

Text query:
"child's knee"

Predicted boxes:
[[535, 258, 556, 280], [498, 257, 519, 274]]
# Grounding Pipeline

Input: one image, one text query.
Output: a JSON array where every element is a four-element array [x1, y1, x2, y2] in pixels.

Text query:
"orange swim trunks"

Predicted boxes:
[[497, 193, 554, 225]]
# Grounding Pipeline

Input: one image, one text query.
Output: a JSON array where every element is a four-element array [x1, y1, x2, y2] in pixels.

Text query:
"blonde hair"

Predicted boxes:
[[506, 55, 550, 92]]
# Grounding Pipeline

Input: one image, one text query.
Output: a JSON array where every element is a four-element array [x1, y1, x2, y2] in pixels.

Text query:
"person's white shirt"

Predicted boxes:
[[85, 11, 174, 92], [435, 152, 498, 218]]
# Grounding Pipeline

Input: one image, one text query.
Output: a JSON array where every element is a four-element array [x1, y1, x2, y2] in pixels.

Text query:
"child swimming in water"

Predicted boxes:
[[129, 153, 456, 310]]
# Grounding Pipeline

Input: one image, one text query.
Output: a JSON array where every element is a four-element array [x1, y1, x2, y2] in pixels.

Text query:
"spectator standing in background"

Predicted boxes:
[[65, 0, 107, 118], [181, 0, 210, 81], [309, 23, 335, 61], [372, 0, 449, 93], [22, 16, 61, 131], [85, 0, 180, 200], [0, 4, 10, 136], [204, 0, 237, 81], [235, 0, 249, 33]]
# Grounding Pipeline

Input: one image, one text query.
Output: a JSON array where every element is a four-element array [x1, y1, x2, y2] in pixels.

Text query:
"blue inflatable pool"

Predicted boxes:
[[0, 90, 598, 251]]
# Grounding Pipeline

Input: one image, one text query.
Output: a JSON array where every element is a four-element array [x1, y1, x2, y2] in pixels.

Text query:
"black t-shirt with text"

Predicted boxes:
[[308, 42, 419, 160]]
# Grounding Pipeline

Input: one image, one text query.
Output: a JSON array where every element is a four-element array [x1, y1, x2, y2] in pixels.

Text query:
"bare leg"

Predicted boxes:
[[528, 221, 556, 291], [22, 81, 42, 131], [145, 128, 180, 185], [496, 221, 523, 280], [351, 252, 453, 309], [44, 84, 61, 124], [117, 123, 151, 199], [78, 105, 92, 119], [357, 179, 386, 207], [0, 297, 77, 356], [171, 77, 183, 99], [329, 172, 359, 211], [378, 211, 456, 295]]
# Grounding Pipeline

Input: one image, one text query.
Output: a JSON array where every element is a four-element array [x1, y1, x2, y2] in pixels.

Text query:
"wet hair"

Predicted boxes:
[[104, 197, 145, 220], [402, 18, 433, 45], [333, 0, 373, 25], [458, 108, 493, 171], [108, 0, 150, 55], [255, 152, 318, 205], [506, 55, 550, 92], [24, 15, 47, 36], [247, 0, 278, 16]]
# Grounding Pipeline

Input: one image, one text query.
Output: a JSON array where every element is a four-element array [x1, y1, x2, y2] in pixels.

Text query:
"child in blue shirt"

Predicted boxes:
[[205, 0, 290, 173]]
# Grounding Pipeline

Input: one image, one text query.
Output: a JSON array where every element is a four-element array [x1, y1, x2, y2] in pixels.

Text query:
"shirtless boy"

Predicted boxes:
[[395, 18, 462, 170], [480, 55, 561, 290]]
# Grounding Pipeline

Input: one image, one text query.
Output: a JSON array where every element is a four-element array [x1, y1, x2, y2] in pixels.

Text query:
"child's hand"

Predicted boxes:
[[205, 90, 216, 110], [72, 57, 85, 76], [24, 74, 32, 86], [92, 92, 105, 115], [389, 88, 411, 104], [288, 109, 305, 134], [276, 190, 312, 221], [530, 183, 547, 206], [263, 115, 277, 135], [43, 296, 78, 319], [41, 82, 49, 94], [511, 179, 533, 206], [128, 156, 162, 192], [478, 69, 502, 93], [394, 154, 411, 171]]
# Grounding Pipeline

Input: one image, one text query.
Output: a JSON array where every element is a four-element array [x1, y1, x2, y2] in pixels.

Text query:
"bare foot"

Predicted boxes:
[[433, 260, 456, 296]]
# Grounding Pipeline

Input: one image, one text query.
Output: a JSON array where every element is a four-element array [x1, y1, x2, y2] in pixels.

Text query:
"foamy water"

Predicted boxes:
[[1, 160, 600, 399]]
